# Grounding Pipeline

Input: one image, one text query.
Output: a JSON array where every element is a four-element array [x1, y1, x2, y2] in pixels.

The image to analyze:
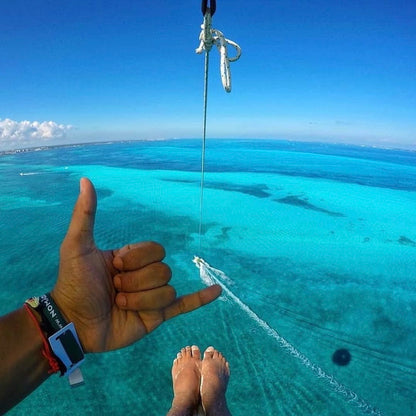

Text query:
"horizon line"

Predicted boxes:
[[0, 137, 415, 156]]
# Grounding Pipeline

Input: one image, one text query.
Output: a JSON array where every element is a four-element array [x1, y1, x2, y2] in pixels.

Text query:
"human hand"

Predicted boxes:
[[51, 178, 221, 353]]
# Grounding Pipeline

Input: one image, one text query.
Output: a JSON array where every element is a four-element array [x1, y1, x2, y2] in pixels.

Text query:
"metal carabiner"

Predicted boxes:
[[201, 0, 216, 16]]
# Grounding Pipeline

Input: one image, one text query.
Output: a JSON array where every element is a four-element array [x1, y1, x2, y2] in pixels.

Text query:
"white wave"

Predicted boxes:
[[193, 256, 382, 416]]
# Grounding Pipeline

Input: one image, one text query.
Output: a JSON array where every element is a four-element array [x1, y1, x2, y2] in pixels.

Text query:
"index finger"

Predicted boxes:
[[113, 241, 165, 271], [163, 284, 222, 321]]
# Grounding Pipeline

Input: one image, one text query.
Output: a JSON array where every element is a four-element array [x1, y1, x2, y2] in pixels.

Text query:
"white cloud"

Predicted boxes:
[[0, 118, 73, 150]]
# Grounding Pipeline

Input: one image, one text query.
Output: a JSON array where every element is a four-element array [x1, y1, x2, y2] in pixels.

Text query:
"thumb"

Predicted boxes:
[[63, 178, 97, 249]]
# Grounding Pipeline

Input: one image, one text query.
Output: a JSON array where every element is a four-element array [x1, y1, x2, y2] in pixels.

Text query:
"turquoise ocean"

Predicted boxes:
[[1, 139, 415, 415]]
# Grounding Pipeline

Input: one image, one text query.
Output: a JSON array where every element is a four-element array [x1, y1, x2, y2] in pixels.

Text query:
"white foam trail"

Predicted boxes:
[[193, 256, 382, 416]]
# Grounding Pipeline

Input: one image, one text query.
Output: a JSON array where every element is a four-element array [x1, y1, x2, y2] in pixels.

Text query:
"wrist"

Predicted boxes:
[[26, 294, 68, 334], [49, 289, 89, 352], [48, 288, 71, 323], [24, 294, 85, 384], [0, 307, 52, 414], [23, 303, 62, 375], [19, 306, 53, 376]]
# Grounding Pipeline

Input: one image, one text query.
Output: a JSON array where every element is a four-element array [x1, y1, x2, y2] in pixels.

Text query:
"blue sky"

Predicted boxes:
[[1, 0, 415, 150]]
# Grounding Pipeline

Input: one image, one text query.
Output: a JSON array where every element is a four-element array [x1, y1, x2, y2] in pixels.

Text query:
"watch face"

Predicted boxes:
[[26, 296, 40, 308]]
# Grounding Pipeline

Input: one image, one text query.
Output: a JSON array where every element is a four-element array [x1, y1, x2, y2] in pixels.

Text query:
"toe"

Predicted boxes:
[[191, 345, 201, 360], [204, 346, 215, 359], [184, 346, 192, 357]]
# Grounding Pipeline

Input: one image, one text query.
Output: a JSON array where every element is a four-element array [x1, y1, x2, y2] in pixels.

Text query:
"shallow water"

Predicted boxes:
[[1, 139, 415, 415]]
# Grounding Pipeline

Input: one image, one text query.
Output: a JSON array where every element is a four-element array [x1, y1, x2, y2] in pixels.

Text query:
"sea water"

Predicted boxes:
[[1, 139, 415, 415]]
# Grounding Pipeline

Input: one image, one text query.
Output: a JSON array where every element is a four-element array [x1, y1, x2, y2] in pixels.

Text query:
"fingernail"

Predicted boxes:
[[114, 275, 122, 290], [79, 178, 85, 193], [113, 256, 123, 271], [117, 294, 127, 307]]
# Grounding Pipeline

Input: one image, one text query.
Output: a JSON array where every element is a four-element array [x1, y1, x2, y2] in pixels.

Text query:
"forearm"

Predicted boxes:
[[0, 306, 51, 414]]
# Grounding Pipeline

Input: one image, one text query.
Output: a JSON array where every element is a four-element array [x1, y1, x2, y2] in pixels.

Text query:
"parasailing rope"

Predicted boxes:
[[192, 6, 382, 414], [195, 0, 241, 249]]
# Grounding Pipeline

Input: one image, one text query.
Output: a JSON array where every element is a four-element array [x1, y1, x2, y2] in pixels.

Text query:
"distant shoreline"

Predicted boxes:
[[1, 137, 415, 156]]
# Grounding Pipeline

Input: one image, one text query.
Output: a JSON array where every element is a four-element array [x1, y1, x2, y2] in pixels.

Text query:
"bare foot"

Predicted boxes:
[[167, 345, 202, 416], [200, 346, 231, 416]]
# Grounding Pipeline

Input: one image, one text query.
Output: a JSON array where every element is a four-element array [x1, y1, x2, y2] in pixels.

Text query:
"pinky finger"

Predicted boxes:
[[163, 284, 222, 321]]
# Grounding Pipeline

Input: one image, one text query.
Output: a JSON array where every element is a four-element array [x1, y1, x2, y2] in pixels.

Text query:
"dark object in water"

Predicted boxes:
[[398, 236, 416, 247], [276, 195, 345, 217], [332, 348, 351, 366]]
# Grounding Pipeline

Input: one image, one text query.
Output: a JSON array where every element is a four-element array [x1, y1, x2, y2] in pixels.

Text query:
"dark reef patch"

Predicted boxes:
[[398, 236, 416, 247], [275, 195, 345, 217], [208, 182, 271, 198], [161, 178, 271, 198], [96, 187, 114, 199], [216, 226, 232, 242], [332, 348, 351, 366]]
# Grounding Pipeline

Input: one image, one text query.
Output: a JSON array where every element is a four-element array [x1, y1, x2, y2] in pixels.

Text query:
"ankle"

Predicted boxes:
[[170, 393, 199, 415], [202, 392, 230, 416], [168, 400, 195, 416]]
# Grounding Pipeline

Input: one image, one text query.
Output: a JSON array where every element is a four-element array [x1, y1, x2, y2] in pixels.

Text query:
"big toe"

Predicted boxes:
[[204, 346, 215, 359]]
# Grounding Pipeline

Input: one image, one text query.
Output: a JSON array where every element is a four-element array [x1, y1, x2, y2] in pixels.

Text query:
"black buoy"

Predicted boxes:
[[332, 348, 351, 366]]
